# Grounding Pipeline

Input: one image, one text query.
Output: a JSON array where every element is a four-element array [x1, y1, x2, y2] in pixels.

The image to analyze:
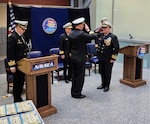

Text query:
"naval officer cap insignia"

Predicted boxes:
[[72, 17, 85, 25], [102, 21, 112, 28], [63, 22, 73, 29], [15, 20, 28, 30]]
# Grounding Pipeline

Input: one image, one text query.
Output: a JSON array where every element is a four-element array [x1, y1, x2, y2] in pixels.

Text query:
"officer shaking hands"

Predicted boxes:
[[7, 20, 29, 102], [96, 21, 120, 92]]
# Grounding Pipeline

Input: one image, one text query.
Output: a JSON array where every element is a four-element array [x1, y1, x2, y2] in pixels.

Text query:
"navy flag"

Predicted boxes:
[[8, 1, 15, 37]]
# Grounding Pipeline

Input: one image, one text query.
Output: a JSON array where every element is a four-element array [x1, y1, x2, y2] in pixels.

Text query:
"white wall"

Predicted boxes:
[[114, 0, 150, 41], [94, 0, 113, 31], [94, 0, 150, 42]]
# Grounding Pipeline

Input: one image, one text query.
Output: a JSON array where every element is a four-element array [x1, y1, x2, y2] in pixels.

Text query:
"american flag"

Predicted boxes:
[[8, 2, 15, 37]]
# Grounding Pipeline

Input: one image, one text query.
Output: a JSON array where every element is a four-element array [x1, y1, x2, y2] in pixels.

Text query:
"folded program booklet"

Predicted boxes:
[[8, 114, 22, 124], [16, 101, 33, 113], [0, 105, 6, 117], [6, 103, 17, 115], [0, 117, 9, 124], [20, 111, 42, 124]]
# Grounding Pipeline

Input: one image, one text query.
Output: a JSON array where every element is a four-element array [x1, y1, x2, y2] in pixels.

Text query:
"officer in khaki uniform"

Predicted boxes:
[[59, 22, 73, 83], [7, 20, 29, 102], [96, 21, 119, 92]]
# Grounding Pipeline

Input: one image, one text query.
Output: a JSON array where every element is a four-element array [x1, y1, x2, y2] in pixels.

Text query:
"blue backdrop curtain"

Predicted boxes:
[[8, 5, 90, 56], [31, 7, 68, 56]]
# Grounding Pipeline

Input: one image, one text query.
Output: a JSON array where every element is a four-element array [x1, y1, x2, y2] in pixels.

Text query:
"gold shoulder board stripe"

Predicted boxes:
[[112, 54, 117, 59], [59, 50, 64, 54], [8, 60, 16, 66], [95, 44, 98, 48], [89, 31, 94, 34]]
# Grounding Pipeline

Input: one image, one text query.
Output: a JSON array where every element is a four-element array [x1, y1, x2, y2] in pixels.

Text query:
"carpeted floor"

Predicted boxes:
[[0, 62, 150, 124]]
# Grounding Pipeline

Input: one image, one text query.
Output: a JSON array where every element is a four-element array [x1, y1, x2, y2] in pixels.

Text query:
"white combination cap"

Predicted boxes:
[[15, 20, 28, 30], [100, 17, 108, 22], [102, 21, 112, 28], [63, 22, 73, 28], [72, 17, 85, 25]]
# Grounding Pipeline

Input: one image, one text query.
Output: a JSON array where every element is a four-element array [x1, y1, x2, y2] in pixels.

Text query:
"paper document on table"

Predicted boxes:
[[6, 103, 17, 115], [21, 111, 42, 124], [16, 100, 33, 113], [0, 105, 6, 117], [8, 114, 22, 124], [0, 117, 9, 124]]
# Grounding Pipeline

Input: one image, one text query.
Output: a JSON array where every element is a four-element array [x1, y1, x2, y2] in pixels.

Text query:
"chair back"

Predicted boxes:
[[86, 43, 97, 56], [4, 58, 14, 82], [28, 51, 42, 58], [49, 48, 64, 72], [49, 48, 63, 63], [86, 43, 99, 73], [49, 48, 59, 55], [49, 48, 64, 83]]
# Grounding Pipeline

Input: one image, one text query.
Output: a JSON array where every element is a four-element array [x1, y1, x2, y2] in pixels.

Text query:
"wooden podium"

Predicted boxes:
[[17, 55, 58, 117], [119, 43, 149, 87]]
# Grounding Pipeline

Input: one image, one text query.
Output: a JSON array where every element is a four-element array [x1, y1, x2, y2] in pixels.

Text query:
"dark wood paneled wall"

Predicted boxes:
[[0, 0, 70, 6]]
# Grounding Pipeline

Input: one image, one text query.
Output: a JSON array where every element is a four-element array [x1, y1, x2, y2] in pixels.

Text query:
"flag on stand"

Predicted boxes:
[[8, 1, 15, 37]]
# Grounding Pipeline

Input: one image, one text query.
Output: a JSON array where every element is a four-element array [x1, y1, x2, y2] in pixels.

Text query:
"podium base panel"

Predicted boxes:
[[38, 106, 57, 118], [120, 79, 146, 88]]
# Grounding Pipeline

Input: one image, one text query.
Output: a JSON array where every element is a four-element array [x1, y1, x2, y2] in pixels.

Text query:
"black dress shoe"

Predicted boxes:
[[72, 94, 86, 99], [103, 87, 109, 92], [14, 97, 23, 103], [65, 80, 69, 83], [97, 85, 104, 89], [68, 79, 72, 81], [79, 94, 86, 98]]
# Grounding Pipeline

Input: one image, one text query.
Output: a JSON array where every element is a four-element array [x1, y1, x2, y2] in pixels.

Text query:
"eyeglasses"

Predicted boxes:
[[102, 27, 107, 28]]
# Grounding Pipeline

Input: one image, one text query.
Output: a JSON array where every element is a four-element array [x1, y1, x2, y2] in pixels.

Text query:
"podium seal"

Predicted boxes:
[[137, 45, 146, 59]]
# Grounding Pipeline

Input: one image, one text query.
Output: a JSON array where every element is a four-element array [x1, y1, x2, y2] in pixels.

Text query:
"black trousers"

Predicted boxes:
[[13, 69, 25, 102], [99, 60, 114, 88], [71, 58, 85, 97], [63, 56, 72, 80]]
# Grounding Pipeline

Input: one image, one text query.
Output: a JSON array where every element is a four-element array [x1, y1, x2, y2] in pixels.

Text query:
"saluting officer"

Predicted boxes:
[[59, 22, 73, 83], [7, 20, 29, 102], [94, 17, 108, 74], [69, 17, 97, 98], [96, 21, 119, 92], [94, 17, 108, 33]]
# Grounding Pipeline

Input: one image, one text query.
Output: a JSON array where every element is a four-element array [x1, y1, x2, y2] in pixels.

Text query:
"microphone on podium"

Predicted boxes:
[[129, 34, 134, 40], [28, 39, 32, 52], [27, 39, 32, 58]]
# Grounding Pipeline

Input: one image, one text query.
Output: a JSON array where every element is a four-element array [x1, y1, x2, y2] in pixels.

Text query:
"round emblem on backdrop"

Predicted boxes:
[[137, 45, 146, 59], [42, 18, 57, 34]]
